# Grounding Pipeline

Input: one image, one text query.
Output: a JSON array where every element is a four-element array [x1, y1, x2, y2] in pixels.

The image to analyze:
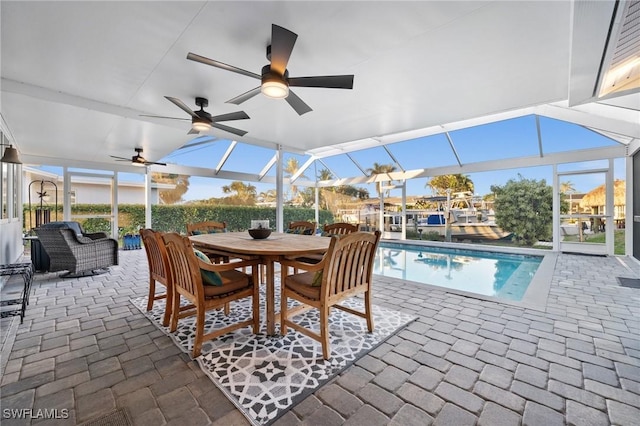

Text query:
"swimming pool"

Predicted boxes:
[[375, 242, 543, 301]]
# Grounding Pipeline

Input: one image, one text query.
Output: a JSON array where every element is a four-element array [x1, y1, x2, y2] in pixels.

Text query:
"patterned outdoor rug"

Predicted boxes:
[[131, 286, 415, 425]]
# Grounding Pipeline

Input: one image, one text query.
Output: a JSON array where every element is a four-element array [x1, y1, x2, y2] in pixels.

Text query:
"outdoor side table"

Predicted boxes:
[[0, 262, 34, 323]]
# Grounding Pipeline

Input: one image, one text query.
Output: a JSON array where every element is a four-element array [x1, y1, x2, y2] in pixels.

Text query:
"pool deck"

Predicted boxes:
[[1, 248, 639, 425]]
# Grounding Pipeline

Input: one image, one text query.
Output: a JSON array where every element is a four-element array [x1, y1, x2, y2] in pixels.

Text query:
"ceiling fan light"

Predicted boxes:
[[131, 161, 146, 167], [261, 79, 289, 99], [192, 119, 211, 133]]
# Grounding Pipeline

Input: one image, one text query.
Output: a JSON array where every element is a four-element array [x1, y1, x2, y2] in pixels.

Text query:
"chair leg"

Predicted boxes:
[[162, 284, 172, 328], [170, 291, 180, 333], [192, 306, 206, 358], [223, 302, 230, 315], [252, 268, 260, 334], [364, 290, 374, 332], [280, 274, 288, 336], [146, 278, 155, 311], [320, 305, 330, 360]]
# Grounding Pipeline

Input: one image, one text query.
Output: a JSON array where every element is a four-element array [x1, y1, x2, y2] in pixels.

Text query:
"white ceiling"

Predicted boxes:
[[1, 1, 638, 173]]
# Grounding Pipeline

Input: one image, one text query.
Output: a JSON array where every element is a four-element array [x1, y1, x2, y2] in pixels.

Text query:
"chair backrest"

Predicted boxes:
[[162, 232, 203, 302], [41, 221, 84, 236], [140, 229, 170, 285], [320, 231, 381, 300], [186, 221, 227, 236], [323, 222, 358, 236], [287, 221, 317, 235]]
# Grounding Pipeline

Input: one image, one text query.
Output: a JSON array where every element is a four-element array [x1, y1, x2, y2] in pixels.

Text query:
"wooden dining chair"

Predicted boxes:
[[186, 221, 231, 263], [140, 229, 173, 327], [286, 221, 317, 235], [280, 230, 381, 359], [322, 222, 358, 236], [162, 232, 260, 357]]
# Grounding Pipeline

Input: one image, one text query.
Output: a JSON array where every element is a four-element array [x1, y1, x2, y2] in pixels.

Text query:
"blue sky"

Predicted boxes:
[[162, 115, 625, 201], [41, 115, 625, 202]]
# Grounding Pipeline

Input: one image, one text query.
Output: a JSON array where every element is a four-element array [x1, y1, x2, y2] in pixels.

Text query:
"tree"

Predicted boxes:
[[151, 172, 190, 205], [366, 162, 397, 198], [284, 157, 308, 203], [258, 189, 277, 204], [426, 174, 474, 195], [560, 180, 575, 215], [221, 181, 257, 205], [490, 176, 553, 245]]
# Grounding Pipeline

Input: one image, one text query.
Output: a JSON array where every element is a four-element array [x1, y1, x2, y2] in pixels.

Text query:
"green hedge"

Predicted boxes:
[[24, 204, 333, 235]]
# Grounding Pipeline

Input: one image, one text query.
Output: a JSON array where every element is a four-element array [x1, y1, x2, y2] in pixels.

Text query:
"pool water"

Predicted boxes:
[[375, 243, 542, 301]]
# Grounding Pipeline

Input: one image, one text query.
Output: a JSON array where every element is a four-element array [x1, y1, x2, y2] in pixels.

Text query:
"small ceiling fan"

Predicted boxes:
[[187, 24, 354, 115], [110, 148, 166, 167], [141, 97, 250, 136]]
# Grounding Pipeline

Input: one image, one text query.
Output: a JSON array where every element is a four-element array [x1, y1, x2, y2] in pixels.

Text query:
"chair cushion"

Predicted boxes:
[[42, 221, 83, 237], [294, 253, 324, 264], [193, 249, 223, 286], [203, 270, 252, 297], [286, 228, 314, 235], [191, 228, 226, 235], [285, 271, 322, 300]]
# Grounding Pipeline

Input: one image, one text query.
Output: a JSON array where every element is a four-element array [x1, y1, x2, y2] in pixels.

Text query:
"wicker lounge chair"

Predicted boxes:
[[35, 224, 118, 277]]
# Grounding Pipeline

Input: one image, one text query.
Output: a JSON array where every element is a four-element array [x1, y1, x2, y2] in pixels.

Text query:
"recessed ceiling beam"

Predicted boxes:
[[445, 132, 462, 166], [290, 156, 316, 183], [345, 153, 368, 175], [214, 141, 237, 175], [259, 154, 277, 181]]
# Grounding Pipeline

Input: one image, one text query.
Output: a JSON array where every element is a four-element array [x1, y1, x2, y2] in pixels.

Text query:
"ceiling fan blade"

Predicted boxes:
[[210, 111, 250, 122], [139, 114, 190, 121], [226, 87, 262, 105], [211, 122, 248, 137], [110, 155, 130, 161], [186, 52, 261, 79], [270, 24, 298, 75], [165, 96, 198, 118], [288, 75, 354, 89], [187, 128, 200, 135], [285, 90, 312, 115], [146, 161, 167, 166]]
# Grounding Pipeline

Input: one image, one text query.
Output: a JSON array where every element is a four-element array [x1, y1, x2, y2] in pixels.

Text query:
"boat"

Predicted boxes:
[[338, 192, 512, 241]]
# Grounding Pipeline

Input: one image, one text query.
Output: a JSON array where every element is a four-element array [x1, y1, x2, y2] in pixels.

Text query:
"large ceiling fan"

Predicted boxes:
[[110, 148, 166, 167], [187, 24, 354, 115], [142, 97, 250, 136]]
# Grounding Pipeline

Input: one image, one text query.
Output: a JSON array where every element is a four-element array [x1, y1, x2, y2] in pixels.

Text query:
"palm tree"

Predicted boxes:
[[366, 162, 397, 198], [560, 180, 576, 216], [221, 181, 257, 205], [426, 174, 474, 196], [284, 158, 308, 203]]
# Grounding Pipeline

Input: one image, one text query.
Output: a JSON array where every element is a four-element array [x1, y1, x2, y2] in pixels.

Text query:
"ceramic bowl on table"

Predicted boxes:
[[248, 228, 271, 239]]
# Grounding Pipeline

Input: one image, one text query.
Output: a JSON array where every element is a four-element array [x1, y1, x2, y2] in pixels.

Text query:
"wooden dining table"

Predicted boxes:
[[189, 231, 330, 335]]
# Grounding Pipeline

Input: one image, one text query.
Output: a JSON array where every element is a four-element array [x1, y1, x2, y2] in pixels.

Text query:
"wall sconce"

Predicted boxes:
[[0, 143, 22, 164]]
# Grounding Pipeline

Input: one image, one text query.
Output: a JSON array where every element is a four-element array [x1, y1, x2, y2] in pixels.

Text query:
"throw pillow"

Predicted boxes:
[[193, 248, 223, 286], [312, 270, 323, 287]]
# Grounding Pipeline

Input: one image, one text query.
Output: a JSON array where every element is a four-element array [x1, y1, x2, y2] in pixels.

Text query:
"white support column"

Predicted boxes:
[[276, 145, 284, 232], [63, 167, 71, 221], [401, 180, 407, 240], [314, 186, 319, 226], [112, 173, 118, 240], [552, 164, 560, 252], [379, 183, 384, 236], [145, 170, 152, 228], [626, 154, 633, 257], [605, 158, 614, 255]]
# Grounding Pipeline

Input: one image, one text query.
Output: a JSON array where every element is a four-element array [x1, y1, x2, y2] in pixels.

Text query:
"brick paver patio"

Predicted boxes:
[[1, 249, 639, 425]]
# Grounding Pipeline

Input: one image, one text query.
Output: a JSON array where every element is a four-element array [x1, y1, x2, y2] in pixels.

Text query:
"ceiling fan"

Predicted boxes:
[[110, 148, 166, 167], [141, 97, 250, 136], [187, 24, 354, 115]]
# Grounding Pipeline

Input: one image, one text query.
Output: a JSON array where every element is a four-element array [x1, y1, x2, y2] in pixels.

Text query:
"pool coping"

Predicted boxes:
[[376, 239, 556, 311]]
